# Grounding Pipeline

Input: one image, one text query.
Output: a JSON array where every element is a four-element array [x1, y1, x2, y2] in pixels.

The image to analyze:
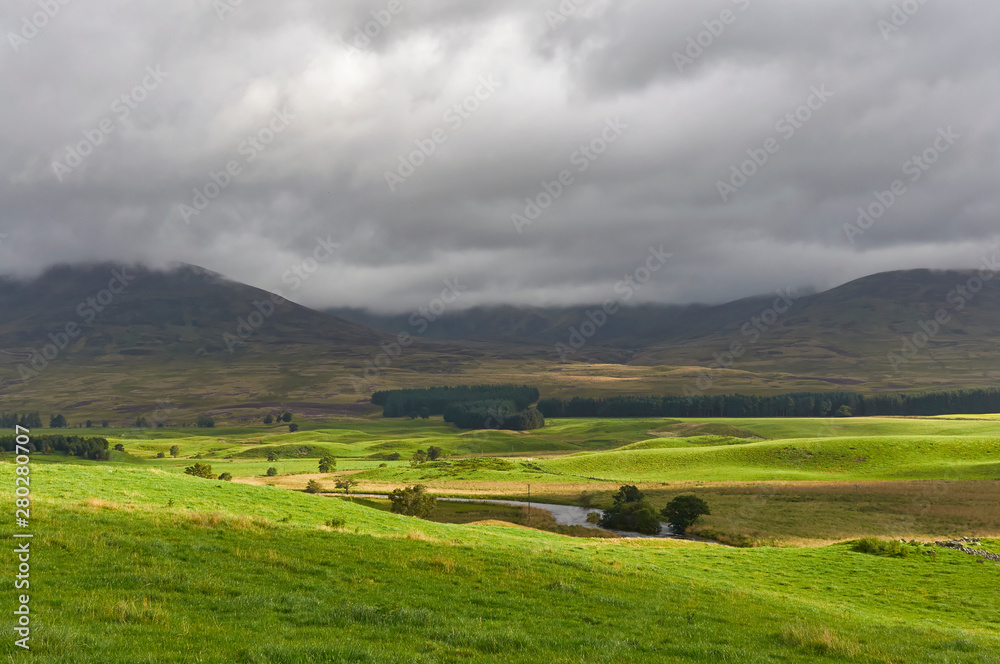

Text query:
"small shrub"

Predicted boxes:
[[305, 480, 322, 494], [389, 485, 436, 518], [266, 467, 278, 477], [586, 512, 601, 524], [852, 537, 910, 558], [218, 472, 233, 481], [184, 462, 216, 479], [325, 517, 346, 528]]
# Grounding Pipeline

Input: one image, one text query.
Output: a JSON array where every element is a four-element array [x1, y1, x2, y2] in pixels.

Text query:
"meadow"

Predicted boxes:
[[2, 461, 999, 663], [5, 414, 1000, 661]]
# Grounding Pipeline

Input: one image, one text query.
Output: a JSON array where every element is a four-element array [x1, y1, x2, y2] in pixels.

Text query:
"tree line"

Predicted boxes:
[[0, 412, 43, 429], [0, 435, 110, 460], [442, 400, 545, 431], [537, 387, 1000, 419], [373, 385, 540, 418]]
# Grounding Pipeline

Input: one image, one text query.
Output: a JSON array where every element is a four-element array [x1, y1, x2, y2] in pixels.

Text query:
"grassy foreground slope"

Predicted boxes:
[[3, 463, 1000, 663]]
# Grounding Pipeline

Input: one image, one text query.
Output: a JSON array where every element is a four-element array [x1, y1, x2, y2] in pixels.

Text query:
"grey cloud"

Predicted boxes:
[[1, 0, 998, 314]]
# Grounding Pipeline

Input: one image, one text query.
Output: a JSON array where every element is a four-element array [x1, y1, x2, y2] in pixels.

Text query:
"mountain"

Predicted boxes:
[[0, 262, 389, 358], [1, 265, 998, 424], [331, 268, 1000, 382]]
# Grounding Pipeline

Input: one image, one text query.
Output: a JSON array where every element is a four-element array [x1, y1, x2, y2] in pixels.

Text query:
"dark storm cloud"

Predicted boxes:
[[1, 0, 998, 312]]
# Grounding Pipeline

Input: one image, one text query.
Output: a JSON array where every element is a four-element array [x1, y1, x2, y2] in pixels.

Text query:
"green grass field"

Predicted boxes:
[[3, 462, 999, 663], [6, 415, 1000, 661]]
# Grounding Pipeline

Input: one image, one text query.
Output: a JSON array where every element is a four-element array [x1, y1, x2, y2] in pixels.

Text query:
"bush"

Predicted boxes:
[[318, 455, 336, 473], [218, 472, 233, 481], [852, 537, 910, 558], [661, 495, 711, 534], [169, 445, 180, 458], [305, 480, 322, 494], [599, 485, 660, 534], [389, 485, 436, 518], [113, 443, 125, 452], [288, 423, 300, 433], [196, 415, 215, 428], [156, 452, 165, 458], [325, 517, 346, 528], [263, 414, 273, 424], [184, 462, 216, 479], [266, 467, 278, 477]]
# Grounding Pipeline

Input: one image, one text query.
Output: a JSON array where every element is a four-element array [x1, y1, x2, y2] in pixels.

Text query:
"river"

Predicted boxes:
[[339, 494, 710, 541]]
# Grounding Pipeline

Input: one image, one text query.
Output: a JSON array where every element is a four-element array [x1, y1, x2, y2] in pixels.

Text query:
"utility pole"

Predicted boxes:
[[527, 482, 531, 527]]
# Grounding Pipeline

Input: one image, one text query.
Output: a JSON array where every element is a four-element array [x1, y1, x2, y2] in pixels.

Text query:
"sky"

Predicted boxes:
[[2, 0, 998, 313]]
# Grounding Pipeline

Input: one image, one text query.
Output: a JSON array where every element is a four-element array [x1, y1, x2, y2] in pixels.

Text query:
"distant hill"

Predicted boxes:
[[2, 264, 998, 423], [0, 263, 385, 357], [331, 268, 1000, 379]]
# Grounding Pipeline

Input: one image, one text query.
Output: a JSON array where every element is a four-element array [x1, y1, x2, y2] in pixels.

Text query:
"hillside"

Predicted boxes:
[[334, 268, 1000, 387], [3, 461, 998, 662], [2, 265, 999, 422]]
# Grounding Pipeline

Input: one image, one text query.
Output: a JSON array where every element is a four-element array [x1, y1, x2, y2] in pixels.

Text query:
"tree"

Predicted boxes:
[[184, 462, 216, 479], [318, 455, 336, 473], [135, 416, 148, 428], [86, 420, 93, 428], [389, 484, 436, 518], [427, 445, 443, 461], [661, 495, 710, 534], [305, 479, 322, 494], [599, 485, 661, 535], [263, 414, 274, 424], [281, 411, 293, 423], [419, 407, 430, 419], [612, 485, 644, 505], [156, 452, 165, 458], [196, 415, 215, 428], [335, 478, 358, 495], [49, 414, 67, 429], [266, 450, 278, 462], [836, 405, 853, 417], [412, 449, 428, 465], [218, 472, 233, 481], [169, 445, 180, 458], [579, 491, 596, 508], [101, 420, 109, 428], [113, 443, 125, 452], [288, 423, 300, 433], [266, 467, 278, 476]]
